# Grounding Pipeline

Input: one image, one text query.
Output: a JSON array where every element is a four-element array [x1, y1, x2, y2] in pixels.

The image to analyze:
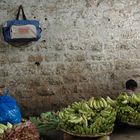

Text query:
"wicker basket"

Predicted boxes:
[[61, 129, 112, 138], [121, 121, 140, 127]]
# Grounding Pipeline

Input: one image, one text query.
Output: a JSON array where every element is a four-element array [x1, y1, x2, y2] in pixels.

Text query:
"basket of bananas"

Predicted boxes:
[[30, 111, 60, 135], [61, 128, 112, 138], [58, 97, 117, 137], [116, 93, 140, 127]]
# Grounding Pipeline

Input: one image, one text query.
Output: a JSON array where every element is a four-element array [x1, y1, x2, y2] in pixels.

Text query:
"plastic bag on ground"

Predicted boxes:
[[0, 88, 21, 124]]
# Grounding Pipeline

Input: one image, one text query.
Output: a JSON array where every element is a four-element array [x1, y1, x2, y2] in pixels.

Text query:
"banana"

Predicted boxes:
[[82, 115, 88, 127], [77, 125, 82, 134], [41, 112, 52, 118], [0, 128, 4, 134], [7, 122, 13, 129], [79, 109, 88, 114], [91, 112, 96, 117], [101, 110, 111, 117], [89, 127, 92, 135], [88, 97, 94, 108], [83, 102, 91, 111], [64, 109, 70, 114], [84, 127, 89, 134], [96, 100, 101, 109], [132, 94, 140, 103], [92, 127, 97, 133], [58, 112, 64, 119], [67, 108, 75, 112], [99, 100, 104, 108], [93, 100, 98, 109], [69, 115, 78, 120], [106, 96, 115, 106], [122, 100, 128, 104], [0, 124, 7, 130], [68, 117, 83, 124], [81, 127, 85, 135], [101, 97, 108, 107]]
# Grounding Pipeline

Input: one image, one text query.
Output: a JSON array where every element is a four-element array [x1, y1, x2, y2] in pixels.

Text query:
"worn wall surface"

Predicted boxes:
[[0, 0, 140, 116]]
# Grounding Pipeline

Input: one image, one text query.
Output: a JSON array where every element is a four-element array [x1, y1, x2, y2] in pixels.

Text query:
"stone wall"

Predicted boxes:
[[0, 0, 140, 116]]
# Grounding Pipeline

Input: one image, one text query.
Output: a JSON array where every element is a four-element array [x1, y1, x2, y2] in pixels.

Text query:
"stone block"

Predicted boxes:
[[15, 89, 32, 98], [63, 74, 79, 84], [66, 62, 85, 73], [67, 42, 86, 50], [89, 41, 103, 52], [0, 69, 8, 77], [90, 53, 104, 61], [45, 53, 63, 62], [40, 64, 56, 75], [114, 59, 132, 70], [46, 75, 64, 85], [64, 52, 86, 62], [56, 63, 67, 75]]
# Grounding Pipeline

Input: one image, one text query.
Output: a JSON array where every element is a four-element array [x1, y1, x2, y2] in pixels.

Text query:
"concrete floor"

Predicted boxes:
[[41, 124, 140, 140]]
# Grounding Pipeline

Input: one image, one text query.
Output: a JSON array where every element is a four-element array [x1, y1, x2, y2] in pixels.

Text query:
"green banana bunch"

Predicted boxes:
[[106, 96, 117, 107], [92, 98, 108, 110], [100, 97, 108, 108], [0, 122, 13, 134], [30, 111, 59, 135], [117, 93, 129, 104], [68, 117, 83, 124], [117, 93, 140, 123], [88, 97, 94, 108], [131, 94, 140, 104], [0, 124, 6, 134], [58, 97, 117, 135], [82, 102, 92, 112], [7, 122, 13, 129]]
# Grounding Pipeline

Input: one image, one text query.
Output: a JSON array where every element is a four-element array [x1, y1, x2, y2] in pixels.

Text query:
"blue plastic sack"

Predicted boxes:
[[0, 88, 21, 124]]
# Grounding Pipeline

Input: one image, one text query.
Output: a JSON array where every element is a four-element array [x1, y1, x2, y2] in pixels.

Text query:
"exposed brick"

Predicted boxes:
[[67, 62, 85, 73], [40, 64, 56, 75], [28, 55, 43, 63], [9, 55, 23, 63]]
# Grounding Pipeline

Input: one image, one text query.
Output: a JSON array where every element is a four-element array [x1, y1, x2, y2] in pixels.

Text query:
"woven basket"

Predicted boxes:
[[121, 121, 140, 127], [61, 129, 112, 138]]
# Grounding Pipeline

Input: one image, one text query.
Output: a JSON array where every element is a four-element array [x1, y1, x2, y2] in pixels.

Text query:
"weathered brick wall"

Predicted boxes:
[[0, 0, 140, 116]]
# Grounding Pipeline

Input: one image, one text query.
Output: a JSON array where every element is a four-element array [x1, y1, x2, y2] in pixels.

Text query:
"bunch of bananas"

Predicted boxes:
[[40, 112, 59, 129], [30, 111, 59, 135], [0, 123, 13, 134], [117, 93, 140, 123], [58, 97, 116, 135]]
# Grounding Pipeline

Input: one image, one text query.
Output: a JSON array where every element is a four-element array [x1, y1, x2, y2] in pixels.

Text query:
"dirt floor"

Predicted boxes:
[[40, 124, 140, 140]]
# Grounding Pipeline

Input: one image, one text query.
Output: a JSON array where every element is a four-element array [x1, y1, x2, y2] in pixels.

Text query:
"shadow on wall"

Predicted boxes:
[[0, 24, 32, 48]]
